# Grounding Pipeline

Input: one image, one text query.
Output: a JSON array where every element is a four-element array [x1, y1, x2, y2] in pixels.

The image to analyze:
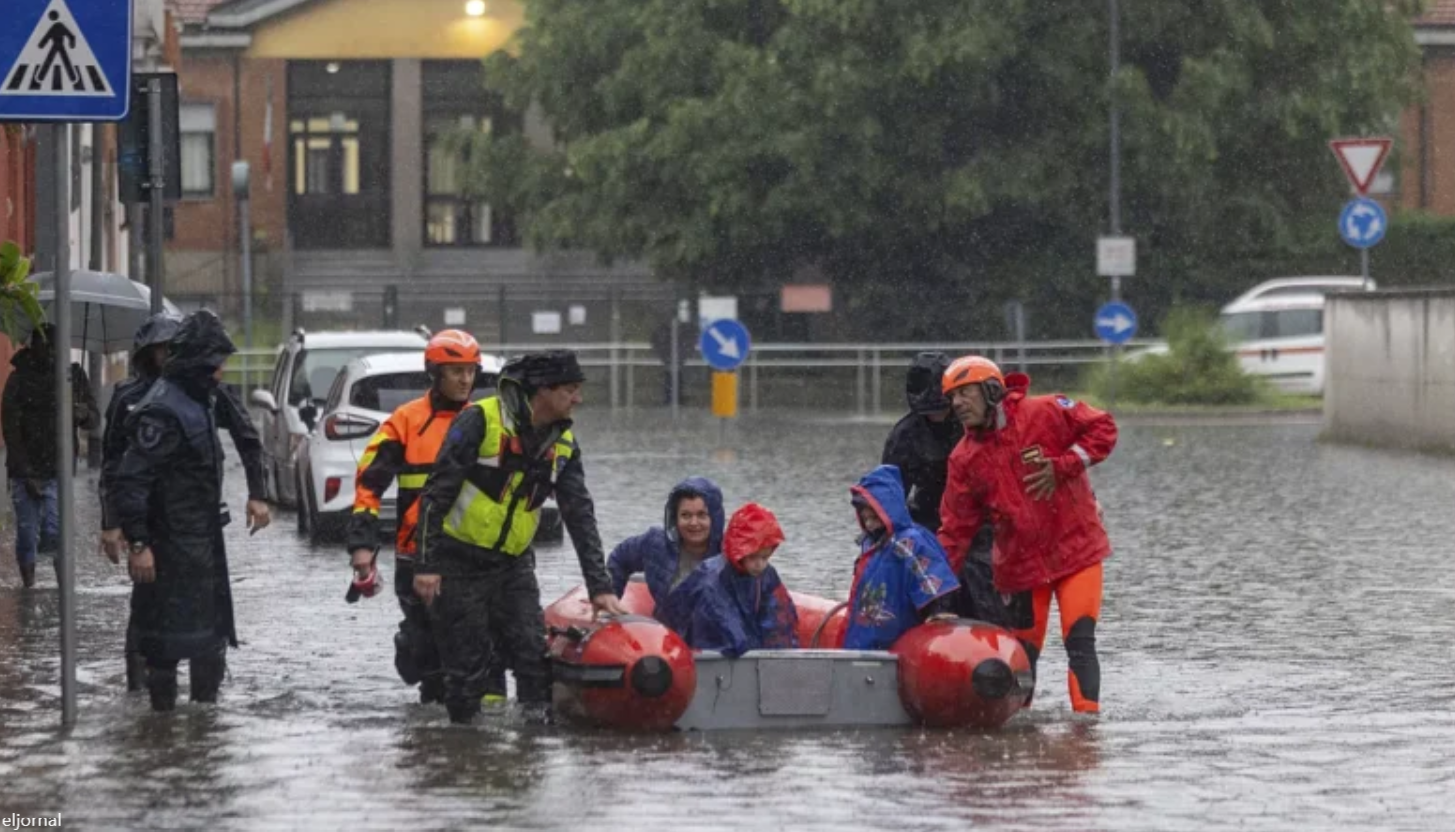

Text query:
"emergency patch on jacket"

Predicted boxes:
[[136, 417, 166, 451], [1056, 395, 1076, 408]]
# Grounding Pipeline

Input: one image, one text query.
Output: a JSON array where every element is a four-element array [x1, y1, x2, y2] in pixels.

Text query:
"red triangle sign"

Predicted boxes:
[[1329, 137, 1392, 196]]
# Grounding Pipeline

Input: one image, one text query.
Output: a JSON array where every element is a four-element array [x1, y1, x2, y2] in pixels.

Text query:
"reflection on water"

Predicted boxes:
[[2, 411, 1454, 830]]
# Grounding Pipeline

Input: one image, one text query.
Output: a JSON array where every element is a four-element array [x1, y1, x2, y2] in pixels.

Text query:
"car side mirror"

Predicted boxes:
[[299, 402, 319, 432], [250, 389, 279, 413]]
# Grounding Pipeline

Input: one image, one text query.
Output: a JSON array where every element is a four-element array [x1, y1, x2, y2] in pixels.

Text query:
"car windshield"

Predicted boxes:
[[349, 369, 501, 413], [289, 348, 379, 405]]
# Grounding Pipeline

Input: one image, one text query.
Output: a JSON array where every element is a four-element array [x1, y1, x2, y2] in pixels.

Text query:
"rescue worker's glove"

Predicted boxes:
[[345, 551, 381, 603]]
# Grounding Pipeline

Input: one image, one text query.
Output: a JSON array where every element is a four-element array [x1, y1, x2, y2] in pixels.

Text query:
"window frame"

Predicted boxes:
[[178, 102, 218, 200]]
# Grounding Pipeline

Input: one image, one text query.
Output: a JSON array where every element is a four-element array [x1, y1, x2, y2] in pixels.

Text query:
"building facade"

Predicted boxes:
[[172, 0, 669, 343]]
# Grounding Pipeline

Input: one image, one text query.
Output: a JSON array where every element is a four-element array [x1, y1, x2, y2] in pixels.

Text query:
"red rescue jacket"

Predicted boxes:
[[937, 375, 1117, 593]]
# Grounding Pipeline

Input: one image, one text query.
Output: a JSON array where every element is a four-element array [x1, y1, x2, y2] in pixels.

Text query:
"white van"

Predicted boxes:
[[1218, 276, 1373, 395]]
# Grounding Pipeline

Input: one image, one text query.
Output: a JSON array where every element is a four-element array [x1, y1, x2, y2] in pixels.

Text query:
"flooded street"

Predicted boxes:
[[3, 410, 1455, 830]]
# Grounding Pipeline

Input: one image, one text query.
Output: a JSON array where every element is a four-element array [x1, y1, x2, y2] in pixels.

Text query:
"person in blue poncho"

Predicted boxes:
[[606, 477, 725, 615], [843, 465, 960, 651], [660, 502, 799, 657]]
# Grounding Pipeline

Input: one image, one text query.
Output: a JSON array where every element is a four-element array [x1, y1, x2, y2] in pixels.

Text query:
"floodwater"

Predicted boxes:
[[3, 410, 1454, 831]]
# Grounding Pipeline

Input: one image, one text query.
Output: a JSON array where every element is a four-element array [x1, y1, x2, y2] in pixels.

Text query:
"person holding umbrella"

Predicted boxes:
[[3, 323, 100, 588]]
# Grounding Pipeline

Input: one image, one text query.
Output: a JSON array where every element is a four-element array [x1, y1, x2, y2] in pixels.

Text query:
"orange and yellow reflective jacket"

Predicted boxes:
[[344, 391, 465, 558]]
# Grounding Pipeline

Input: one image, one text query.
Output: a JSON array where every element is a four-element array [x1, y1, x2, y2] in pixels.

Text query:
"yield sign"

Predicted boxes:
[[1329, 137, 1392, 196]]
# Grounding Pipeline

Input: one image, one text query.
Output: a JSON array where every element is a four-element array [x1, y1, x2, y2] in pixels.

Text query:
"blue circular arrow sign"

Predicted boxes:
[[698, 319, 752, 371], [1094, 300, 1138, 345], [1338, 198, 1386, 250]]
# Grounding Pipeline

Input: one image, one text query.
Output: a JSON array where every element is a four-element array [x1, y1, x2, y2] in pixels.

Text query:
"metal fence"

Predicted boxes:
[[226, 338, 1156, 414]]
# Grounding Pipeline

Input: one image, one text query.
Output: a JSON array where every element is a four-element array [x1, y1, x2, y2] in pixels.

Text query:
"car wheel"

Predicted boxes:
[[297, 492, 310, 534], [304, 478, 327, 547]]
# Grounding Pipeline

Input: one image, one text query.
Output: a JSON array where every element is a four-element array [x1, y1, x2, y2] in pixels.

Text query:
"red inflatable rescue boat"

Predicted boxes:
[[544, 581, 1031, 732]]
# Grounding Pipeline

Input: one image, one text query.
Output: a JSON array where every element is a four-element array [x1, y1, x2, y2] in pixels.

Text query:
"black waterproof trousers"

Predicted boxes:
[[429, 547, 548, 723]]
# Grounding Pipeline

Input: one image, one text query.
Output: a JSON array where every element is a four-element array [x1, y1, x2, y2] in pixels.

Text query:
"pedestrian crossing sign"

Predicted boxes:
[[0, 0, 132, 122]]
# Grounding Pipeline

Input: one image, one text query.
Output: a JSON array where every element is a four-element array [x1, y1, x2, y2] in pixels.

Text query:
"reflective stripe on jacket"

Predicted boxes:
[[441, 396, 575, 556], [346, 392, 464, 557]]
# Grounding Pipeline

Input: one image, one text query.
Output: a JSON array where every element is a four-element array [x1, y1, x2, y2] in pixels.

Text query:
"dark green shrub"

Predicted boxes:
[[1085, 307, 1265, 405]]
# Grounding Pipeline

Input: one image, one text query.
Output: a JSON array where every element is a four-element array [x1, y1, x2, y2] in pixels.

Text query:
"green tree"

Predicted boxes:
[[462, 0, 1422, 338]]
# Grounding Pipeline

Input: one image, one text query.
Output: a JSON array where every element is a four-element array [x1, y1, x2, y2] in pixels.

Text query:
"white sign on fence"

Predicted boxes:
[[443, 307, 466, 326], [301, 290, 353, 313], [532, 311, 562, 335]]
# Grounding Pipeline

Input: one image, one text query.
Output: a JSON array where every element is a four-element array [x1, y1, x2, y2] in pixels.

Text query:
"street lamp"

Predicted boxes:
[[465, 0, 486, 17]]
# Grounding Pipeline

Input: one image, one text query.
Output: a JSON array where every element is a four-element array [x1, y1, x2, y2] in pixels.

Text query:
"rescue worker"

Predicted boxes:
[[345, 329, 489, 705], [414, 350, 628, 725], [843, 465, 959, 651], [937, 356, 1118, 714], [659, 502, 799, 658], [606, 476, 725, 614], [880, 352, 962, 532], [114, 311, 267, 711], [100, 312, 271, 692]]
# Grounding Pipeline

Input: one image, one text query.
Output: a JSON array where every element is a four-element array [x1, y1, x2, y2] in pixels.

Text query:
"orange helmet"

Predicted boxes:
[[942, 355, 1006, 403], [425, 330, 481, 368]]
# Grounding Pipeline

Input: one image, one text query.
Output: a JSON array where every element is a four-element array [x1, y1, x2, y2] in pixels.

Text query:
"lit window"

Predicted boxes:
[[179, 103, 216, 198]]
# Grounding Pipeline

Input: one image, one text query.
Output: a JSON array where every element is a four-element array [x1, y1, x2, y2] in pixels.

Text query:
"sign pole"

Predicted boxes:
[[3, 0, 137, 731], [1361, 247, 1370, 291], [147, 77, 164, 314], [53, 123, 77, 729], [669, 303, 680, 419]]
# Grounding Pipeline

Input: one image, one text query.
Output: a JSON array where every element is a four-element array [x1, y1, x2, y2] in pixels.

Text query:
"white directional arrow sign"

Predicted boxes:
[[1096, 313, 1134, 334], [1094, 300, 1138, 344], [699, 319, 752, 371], [708, 326, 740, 359]]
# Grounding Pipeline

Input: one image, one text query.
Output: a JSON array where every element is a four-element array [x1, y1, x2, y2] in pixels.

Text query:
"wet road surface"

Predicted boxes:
[[2, 411, 1454, 830]]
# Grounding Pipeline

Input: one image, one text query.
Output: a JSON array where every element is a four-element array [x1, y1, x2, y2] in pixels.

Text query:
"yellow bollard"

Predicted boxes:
[[711, 371, 739, 418]]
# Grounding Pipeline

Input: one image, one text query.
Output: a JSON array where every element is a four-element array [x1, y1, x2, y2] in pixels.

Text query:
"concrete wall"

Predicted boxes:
[[1323, 289, 1455, 451]]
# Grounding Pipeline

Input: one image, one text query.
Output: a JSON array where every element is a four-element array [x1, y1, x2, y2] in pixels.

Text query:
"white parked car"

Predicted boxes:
[[250, 329, 429, 509], [294, 350, 565, 546], [1218, 276, 1374, 395]]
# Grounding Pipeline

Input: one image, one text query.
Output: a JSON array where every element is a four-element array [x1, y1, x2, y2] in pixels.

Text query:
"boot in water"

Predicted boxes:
[[147, 667, 179, 712]]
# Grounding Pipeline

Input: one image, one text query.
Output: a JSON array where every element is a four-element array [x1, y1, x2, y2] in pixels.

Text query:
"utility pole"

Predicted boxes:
[[1109, 0, 1122, 302]]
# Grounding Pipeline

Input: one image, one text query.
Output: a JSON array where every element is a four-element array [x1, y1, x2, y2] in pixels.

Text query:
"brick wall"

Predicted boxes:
[[1, 127, 35, 253], [168, 53, 288, 296]]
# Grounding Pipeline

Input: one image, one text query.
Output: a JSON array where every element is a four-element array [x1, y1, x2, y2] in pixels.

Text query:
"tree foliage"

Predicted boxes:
[[0, 241, 45, 343], [461, 0, 1423, 338]]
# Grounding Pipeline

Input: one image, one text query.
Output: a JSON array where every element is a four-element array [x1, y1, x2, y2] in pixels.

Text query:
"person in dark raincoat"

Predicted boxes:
[[2, 323, 100, 588], [114, 310, 265, 711], [843, 465, 959, 651], [880, 352, 962, 533], [606, 476, 725, 614], [99, 312, 270, 692], [661, 502, 799, 658]]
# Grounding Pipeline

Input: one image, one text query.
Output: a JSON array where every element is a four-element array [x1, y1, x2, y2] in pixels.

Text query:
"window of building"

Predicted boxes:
[[291, 114, 361, 196], [421, 60, 518, 248], [179, 103, 216, 198], [424, 114, 509, 246]]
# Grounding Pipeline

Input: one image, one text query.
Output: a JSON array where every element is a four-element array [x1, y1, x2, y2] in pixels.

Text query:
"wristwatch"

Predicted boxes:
[[128, 541, 149, 556]]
